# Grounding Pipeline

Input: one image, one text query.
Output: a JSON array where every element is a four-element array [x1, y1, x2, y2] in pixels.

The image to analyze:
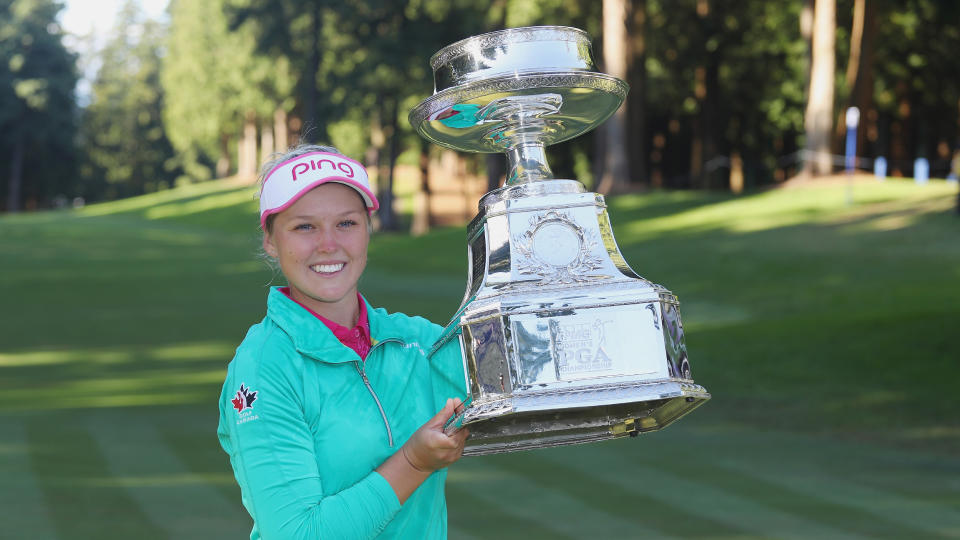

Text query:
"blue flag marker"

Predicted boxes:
[[845, 107, 859, 173], [914, 157, 929, 184]]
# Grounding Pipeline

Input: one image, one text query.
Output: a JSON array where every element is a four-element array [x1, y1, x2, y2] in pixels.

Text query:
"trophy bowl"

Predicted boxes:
[[411, 26, 628, 160], [412, 27, 710, 456]]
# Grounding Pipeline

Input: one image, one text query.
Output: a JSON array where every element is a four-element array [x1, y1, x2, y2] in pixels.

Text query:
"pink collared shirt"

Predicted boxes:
[[279, 287, 372, 360]]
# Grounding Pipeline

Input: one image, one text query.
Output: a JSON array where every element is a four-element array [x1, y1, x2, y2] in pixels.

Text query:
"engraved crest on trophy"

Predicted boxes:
[[411, 26, 710, 455], [514, 210, 604, 284]]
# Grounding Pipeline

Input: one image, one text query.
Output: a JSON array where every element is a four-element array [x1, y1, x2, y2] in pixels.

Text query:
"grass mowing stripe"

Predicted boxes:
[[482, 450, 746, 539], [716, 457, 960, 538], [25, 412, 165, 539], [650, 446, 928, 539], [0, 420, 59, 539], [648, 426, 960, 520], [445, 516, 483, 540], [445, 483, 580, 540], [86, 412, 249, 538], [667, 427, 960, 536], [544, 442, 867, 540], [158, 422, 247, 516], [449, 458, 663, 539]]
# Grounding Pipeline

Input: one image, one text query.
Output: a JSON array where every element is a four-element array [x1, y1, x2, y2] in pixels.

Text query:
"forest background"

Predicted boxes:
[[2, 0, 959, 228]]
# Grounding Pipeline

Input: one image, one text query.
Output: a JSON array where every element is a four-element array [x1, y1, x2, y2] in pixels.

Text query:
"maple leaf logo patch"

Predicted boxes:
[[232, 384, 258, 412]]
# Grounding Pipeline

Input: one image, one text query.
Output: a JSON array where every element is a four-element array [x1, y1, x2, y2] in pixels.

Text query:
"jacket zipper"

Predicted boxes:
[[354, 338, 402, 448]]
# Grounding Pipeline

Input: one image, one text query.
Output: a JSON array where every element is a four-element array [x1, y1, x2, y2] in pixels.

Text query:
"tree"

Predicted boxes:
[[162, 0, 295, 182], [78, 0, 179, 200], [0, 0, 78, 211], [869, 0, 960, 176], [597, 0, 630, 194], [836, 0, 875, 156], [641, 0, 806, 188], [803, 0, 836, 176]]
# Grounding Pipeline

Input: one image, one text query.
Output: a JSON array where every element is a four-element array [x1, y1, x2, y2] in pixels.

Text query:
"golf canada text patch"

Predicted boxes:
[[232, 383, 259, 425]]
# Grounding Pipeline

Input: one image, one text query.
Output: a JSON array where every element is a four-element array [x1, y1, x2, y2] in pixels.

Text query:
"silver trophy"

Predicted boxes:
[[411, 26, 710, 456]]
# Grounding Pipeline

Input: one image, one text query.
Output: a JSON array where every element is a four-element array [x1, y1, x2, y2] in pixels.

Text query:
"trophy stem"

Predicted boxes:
[[506, 143, 554, 185]]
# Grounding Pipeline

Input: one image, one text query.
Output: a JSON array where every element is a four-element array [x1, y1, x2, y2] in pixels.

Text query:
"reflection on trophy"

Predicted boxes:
[[411, 26, 710, 455]]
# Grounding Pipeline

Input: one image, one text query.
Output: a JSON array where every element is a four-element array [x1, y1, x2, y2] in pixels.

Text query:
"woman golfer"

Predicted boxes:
[[218, 144, 469, 539]]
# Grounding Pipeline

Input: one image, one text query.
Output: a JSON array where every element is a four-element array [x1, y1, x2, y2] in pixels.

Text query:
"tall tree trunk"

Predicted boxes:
[[238, 110, 258, 179], [303, 1, 322, 142], [377, 96, 399, 231], [411, 139, 432, 236], [890, 80, 911, 176], [274, 108, 288, 153], [216, 133, 231, 178], [260, 122, 274, 164], [834, 0, 875, 154], [597, 0, 630, 195], [7, 137, 24, 213], [851, 0, 876, 155], [691, 0, 717, 189], [627, 0, 647, 186], [703, 45, 721, 189], [803, 0, 836, 176], [799, 0, 814, 173], [690, 113, 703, 185]]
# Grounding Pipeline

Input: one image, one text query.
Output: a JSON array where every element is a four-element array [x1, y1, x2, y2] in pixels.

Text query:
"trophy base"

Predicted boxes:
[[454, 380, 709, 456], [427, 180, 709, 456]]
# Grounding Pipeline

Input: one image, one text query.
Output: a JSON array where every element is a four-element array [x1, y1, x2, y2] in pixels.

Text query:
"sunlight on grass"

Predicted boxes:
[[0, 366, 225, 410], [144, 189, 257, 220], [0, 342, 235, 367], [0, 349, 131, 367], [0, 442, 25, 456], [149, 342, 238, 361], [680, 301, 752, 330], [78, 177, 251, 217], [447, 468, 511, 483], [1, 391, 212, 410], [826, 195, 955, 232], [215, 260, 268, 276], [81, 472, 237, 488], [618, 180, 958, 239], [904, 426, 960, 442]]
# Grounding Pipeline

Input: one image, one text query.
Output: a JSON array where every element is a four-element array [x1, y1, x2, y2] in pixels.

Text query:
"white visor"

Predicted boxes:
[[259, 151, 379, 229]]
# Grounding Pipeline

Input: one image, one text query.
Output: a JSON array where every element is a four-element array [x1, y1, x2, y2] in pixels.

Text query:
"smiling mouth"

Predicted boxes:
[[310, 263, 345, 274]]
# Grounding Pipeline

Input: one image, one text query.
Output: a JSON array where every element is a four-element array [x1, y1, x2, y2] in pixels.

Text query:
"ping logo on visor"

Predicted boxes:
[[259, 151, 379, 229]]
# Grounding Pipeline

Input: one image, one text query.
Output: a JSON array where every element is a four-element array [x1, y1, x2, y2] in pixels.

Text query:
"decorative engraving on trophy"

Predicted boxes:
[[467, 229, 487, 299], [511, 319, 554, 386], [468, 318, 511, 394], [514, 210, 603, 284], [645, 303, 661, 330], [549, 318, 615, 379], [430, 27, 587, 70], [661, 301, 692, 380]]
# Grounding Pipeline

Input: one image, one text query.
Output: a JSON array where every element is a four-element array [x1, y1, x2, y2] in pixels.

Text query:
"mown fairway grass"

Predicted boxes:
[[1, 177, 958, 539]]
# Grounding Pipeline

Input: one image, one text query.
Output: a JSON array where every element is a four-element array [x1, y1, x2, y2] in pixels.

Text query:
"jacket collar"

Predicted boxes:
[[266, 287, 405, 363]]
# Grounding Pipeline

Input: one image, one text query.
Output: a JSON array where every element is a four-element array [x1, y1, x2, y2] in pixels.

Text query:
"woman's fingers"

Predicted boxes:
[[425, 398, 457, 429]]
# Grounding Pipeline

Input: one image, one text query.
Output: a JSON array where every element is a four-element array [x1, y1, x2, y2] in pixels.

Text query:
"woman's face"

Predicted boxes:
[[263, 183, 369, 318]]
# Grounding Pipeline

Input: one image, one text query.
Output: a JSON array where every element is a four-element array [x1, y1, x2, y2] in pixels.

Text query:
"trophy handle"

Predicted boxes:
[[443, 396, 472, 436]]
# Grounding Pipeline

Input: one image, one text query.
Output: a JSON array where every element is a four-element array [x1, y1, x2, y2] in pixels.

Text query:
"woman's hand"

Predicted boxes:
[[376, 398, 470, 504], [401, 398, 470, 473]]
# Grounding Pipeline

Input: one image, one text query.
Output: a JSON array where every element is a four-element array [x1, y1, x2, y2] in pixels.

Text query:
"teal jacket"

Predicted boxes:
[[218, 287, 467, 539]]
